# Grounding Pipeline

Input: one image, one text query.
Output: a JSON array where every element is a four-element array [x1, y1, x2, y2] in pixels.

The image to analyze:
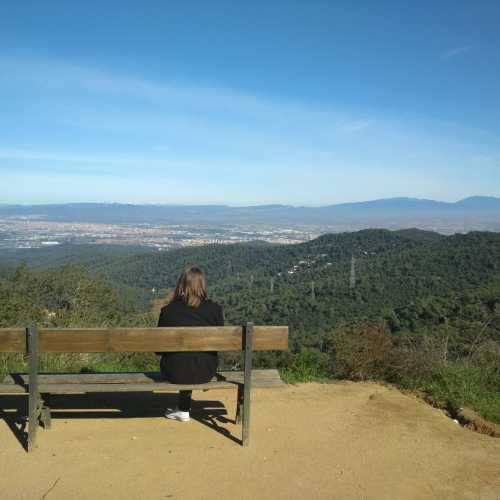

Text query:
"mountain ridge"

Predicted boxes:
[[0, 195, 498, 226], [1, 195, 499, 210]]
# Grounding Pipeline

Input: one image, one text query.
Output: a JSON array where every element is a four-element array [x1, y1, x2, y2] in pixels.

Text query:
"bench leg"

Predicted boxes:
[[242, 322, 253, 447], [235, 384, 243, 424], [40, 403, 52, 430], [27, 326, 40, 452], [28, 396, 42, 452]]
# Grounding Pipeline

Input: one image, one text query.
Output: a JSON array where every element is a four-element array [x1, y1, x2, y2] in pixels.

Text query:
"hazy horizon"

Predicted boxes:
[[0, 194, 499, 208]]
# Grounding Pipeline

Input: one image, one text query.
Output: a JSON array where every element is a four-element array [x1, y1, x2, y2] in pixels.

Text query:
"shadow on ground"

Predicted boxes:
[[0, 391, 241, 452]]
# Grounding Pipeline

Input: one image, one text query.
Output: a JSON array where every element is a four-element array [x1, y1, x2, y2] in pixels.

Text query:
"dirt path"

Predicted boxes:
[[0, 382, 499, 500]]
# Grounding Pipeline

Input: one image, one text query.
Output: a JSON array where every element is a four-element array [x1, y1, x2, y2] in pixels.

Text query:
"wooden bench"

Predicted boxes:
[[0, 323, 288, 451]]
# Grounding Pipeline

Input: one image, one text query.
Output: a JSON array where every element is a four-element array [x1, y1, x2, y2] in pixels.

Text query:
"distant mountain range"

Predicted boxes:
[[0, 196, 499, 226]]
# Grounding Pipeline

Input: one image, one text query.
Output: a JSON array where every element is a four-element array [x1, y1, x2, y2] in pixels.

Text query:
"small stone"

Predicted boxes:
[[132, 436, 137, 440]]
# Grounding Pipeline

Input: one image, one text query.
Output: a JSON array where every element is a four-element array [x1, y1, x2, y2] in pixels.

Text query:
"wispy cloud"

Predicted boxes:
[[441, 45, 473, 60], [0, 56, 368, 128], [338, 119, 373, 133], [0, 147, 188, 168], [0, 56, 498, 204]]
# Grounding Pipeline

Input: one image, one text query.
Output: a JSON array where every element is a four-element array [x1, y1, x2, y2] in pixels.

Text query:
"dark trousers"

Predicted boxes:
[[178, 390, 192, 412]]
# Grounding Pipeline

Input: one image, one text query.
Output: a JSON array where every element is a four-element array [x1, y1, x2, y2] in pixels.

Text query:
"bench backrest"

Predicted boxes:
[[0, 326, 288, 353]]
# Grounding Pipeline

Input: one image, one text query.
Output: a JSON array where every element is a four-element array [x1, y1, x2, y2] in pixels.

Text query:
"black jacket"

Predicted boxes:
[[157, 299, 224, 384]]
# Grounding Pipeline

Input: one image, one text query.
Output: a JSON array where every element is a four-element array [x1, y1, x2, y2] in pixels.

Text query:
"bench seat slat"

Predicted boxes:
[[1, 369, 281, 385], [0, 384, 26, 394], [0, 369, 284, 394], [35, 382, 238, 393]]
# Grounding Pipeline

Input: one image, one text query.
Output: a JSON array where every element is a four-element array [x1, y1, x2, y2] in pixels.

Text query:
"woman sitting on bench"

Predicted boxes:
[[157, 266, 224, 422]]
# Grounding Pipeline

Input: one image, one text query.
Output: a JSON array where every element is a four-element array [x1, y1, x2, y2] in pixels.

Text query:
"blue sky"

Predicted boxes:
[[0, 0, 499, 205]]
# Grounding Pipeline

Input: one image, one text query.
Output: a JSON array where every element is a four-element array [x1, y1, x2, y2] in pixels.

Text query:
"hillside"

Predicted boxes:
[[94, 228, 442, 290], [2, 228, 499, 345], [75, 229, 499, 343], [0, 243, 155, 269]]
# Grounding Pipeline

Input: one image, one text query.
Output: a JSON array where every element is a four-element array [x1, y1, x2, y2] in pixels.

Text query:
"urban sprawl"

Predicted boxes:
[[0, 218, 317, 250]]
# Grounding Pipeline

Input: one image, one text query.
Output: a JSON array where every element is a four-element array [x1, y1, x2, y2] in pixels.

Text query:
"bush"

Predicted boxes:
[[280, 348, 331, 383], [469, 340, 500, 381], [327, 322, 395, 380], [391, 329, 448, 380]]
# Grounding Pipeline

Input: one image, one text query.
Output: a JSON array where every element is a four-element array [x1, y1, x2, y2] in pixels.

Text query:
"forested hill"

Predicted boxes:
[[1, 229, 499, 347], [0, 244, 154, 269], [76, 228, 497, 349], [94, 228, 447, 291]]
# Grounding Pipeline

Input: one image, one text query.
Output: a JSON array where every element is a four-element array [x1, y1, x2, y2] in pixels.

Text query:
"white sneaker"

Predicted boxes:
[[165, 408, 190, 422]]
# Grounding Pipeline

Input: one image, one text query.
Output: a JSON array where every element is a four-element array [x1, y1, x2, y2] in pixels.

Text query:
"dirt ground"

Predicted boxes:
[[0, 382, 499, 500]]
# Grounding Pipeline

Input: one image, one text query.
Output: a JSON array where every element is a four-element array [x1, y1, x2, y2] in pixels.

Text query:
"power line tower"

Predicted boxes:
[[349, 254, 356, 289], [311, 280, 315, 301], [270, 276, 274, 294], [249, 274, 254, 290]]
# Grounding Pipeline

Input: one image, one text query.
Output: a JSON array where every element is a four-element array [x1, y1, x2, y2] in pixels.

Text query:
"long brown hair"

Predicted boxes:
[[173, 266, 208, 308]]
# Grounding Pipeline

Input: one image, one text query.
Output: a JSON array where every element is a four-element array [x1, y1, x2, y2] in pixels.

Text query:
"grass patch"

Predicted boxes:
[[279, 348, 331, 383], [398, 361, 500, 425]]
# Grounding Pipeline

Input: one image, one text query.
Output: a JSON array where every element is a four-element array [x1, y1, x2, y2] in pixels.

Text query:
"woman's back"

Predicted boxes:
[[158, 298, 224, 328], [158, 298, 224, 385]]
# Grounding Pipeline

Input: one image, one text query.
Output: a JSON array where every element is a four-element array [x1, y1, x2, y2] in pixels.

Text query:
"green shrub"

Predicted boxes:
[[280, 348, 331, 383]]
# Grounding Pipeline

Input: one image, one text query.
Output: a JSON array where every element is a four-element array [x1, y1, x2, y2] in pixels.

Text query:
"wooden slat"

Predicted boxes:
[[36, 327, 242, 352], [253, 326, 289, 351], [2, 369, 282, 385], [0, 370, 284, 394], [35, 381, 237, 393], [0, 328, 25, 353], [0, 326, 288, 353], [0, 384, 26, 394]]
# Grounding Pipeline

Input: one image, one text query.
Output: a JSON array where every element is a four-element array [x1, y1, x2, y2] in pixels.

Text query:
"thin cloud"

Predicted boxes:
[[441, 45, 473, 60], [0, 56, 361, 127], [0, 56, 311, 121], [0, 147, 185, 166], [339, 119, 373, 132], [1, 57, 498, 205]]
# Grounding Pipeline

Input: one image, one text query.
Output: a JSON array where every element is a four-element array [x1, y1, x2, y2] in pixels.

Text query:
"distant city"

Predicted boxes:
[[0, 217, 317, 250], [0, 196, 498, 250]]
